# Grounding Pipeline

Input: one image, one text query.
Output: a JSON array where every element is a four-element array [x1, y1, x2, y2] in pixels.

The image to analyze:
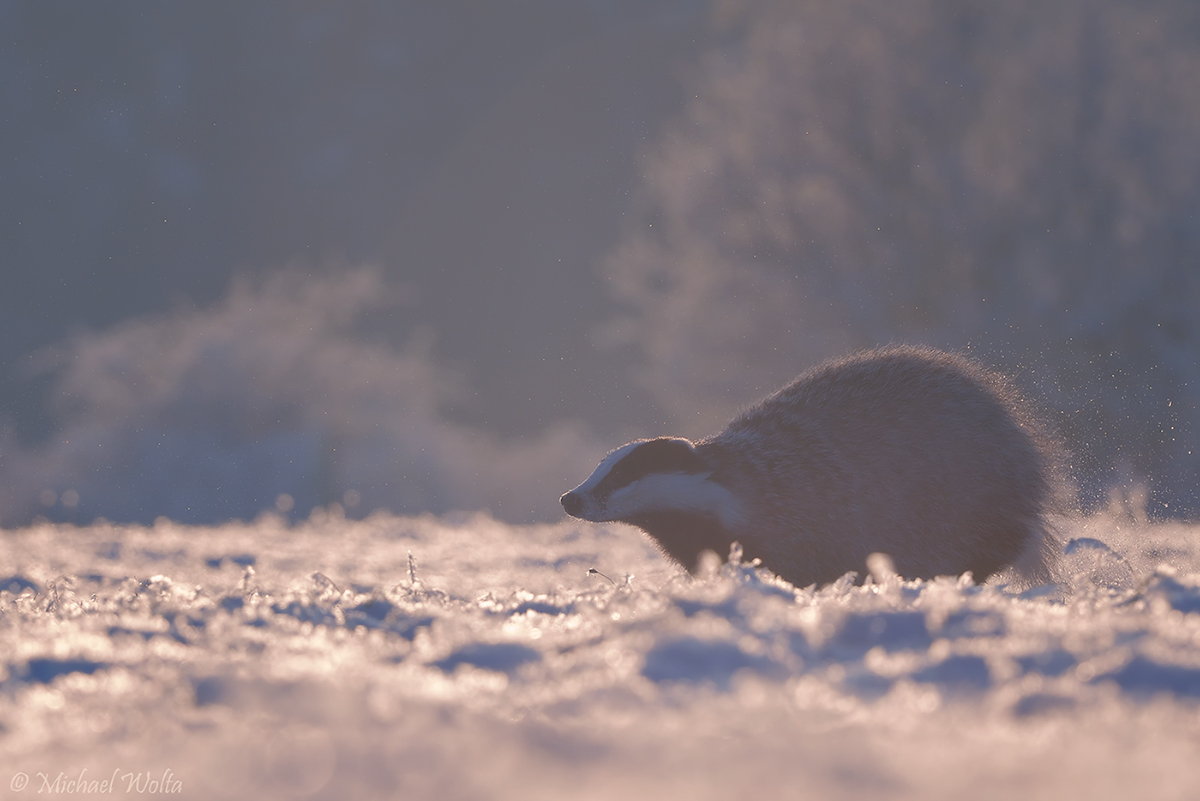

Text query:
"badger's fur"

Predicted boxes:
[[561, 346, 1063, 587]]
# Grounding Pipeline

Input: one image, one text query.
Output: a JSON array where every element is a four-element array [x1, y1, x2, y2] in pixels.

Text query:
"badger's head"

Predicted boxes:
[[560, 437, 745, 572]]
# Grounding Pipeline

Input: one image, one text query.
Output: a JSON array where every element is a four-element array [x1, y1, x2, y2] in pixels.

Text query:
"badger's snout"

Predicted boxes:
[[560, 491, 584, 518]]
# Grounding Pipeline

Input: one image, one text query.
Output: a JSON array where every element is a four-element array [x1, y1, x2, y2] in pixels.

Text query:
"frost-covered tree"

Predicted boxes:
[[0, 270, 598, 526], [602, 0, 1200, 513]]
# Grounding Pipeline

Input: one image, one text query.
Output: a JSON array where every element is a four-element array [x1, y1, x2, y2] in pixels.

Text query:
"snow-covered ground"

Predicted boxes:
[[2, 507, 1200, 800]]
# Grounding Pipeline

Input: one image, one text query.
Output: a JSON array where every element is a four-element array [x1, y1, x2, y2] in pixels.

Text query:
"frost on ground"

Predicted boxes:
[[2, 508, 1200, 800]]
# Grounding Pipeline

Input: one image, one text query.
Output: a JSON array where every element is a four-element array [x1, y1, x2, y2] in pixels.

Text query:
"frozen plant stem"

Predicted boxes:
[[588, 568, 616, 585]]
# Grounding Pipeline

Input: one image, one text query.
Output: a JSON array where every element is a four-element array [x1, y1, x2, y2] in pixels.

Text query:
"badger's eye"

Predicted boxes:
[[606, 458, 643, 487]]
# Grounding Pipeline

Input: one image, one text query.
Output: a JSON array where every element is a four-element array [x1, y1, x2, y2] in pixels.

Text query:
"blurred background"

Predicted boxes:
[[2, 0, 1197, 527]]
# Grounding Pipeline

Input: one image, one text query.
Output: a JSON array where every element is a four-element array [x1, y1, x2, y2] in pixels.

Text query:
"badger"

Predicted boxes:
[[561, 346, 1063, 587]]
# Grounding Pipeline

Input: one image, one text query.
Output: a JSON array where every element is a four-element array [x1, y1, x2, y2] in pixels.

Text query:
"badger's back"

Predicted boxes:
[[701, 346, 1058, 586]]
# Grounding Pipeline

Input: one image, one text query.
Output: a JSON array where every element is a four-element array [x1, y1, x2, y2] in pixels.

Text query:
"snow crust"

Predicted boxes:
[[2, 509, 1200, 799]]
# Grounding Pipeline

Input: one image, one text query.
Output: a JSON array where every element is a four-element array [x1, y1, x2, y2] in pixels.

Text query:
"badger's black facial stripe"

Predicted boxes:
[[593, 438, 705, 499]]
